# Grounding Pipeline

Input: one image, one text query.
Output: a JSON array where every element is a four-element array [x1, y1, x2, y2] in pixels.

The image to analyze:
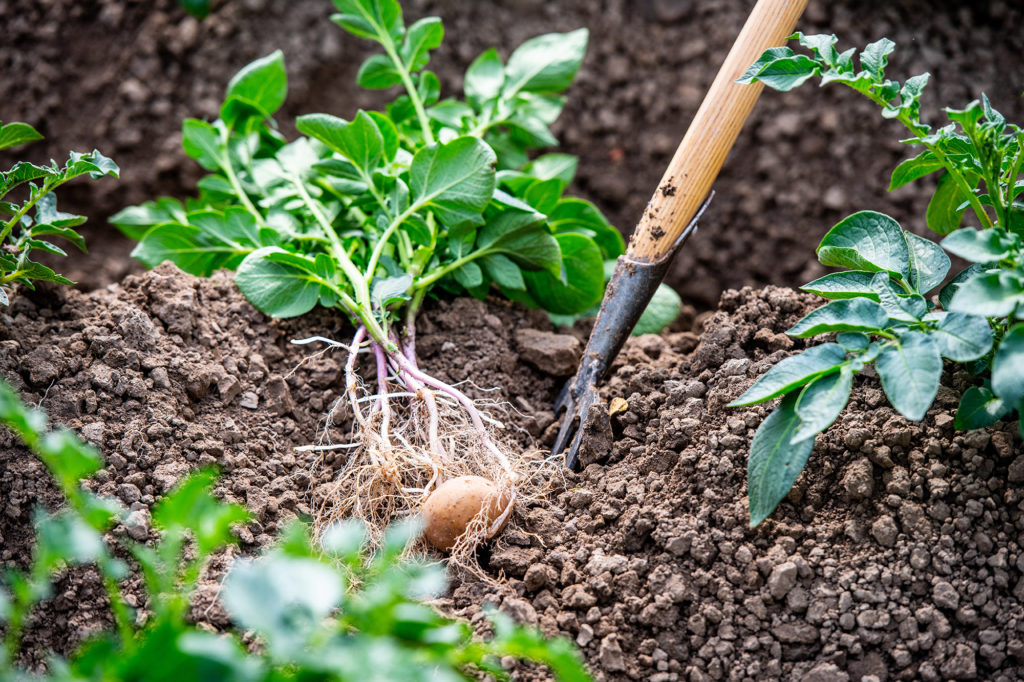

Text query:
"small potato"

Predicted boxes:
[[421, 475, 512, 552]]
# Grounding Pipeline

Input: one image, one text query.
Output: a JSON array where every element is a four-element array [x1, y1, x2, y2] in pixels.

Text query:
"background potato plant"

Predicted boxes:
[[735, 34, 1024, 526]]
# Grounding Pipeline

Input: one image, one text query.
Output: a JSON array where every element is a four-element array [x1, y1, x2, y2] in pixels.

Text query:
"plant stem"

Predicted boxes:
[[414, 251, 484, 291], [0, 177, 61, 244], [218, 129, 266, 228], [380, 41, 435, 146]]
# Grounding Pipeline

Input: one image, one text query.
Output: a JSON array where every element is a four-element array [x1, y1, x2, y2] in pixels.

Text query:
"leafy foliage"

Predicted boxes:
[[734, 35, 1024, 525], [0, 121, 118, 305], [0, 379, 590, 680], [113, 0, 641, 347]]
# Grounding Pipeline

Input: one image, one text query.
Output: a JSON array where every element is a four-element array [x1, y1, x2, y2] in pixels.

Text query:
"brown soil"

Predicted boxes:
[[3, 0, 1023, 306], [2, 267, 1023, 681]]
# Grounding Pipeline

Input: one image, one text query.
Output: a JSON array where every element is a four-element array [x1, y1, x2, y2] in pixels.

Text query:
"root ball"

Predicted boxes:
[[421, 475, 512, 552]]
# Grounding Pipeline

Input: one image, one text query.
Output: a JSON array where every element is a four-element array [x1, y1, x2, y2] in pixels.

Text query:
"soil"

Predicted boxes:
[[3, 0, 1023, 306], [2, 266, 1023, 681]]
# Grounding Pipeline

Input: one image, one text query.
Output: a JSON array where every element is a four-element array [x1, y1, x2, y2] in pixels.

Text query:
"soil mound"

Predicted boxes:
[[2, 269, 1023, 681]]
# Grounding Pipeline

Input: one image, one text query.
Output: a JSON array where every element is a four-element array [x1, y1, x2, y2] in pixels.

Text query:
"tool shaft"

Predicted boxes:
[[629, 0, 809, 261]]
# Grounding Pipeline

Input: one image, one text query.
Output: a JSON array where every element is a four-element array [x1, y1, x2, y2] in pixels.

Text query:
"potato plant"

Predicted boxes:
[[112, 0, 635, 554], [0, 379, 590, 681], [733, 34, 1024, 526], [0, 121, 118, 305]]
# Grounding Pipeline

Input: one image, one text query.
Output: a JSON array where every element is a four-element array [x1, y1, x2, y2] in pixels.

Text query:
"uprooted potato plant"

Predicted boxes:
[[112, 0, 677, 558]]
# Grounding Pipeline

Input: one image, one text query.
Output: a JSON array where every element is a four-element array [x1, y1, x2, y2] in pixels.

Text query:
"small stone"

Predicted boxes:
[[264, 376, 294, 416], [871, 515, 898, 547], [932, 581, 960, 610], [124, 508, 151, 541], [523, 564, 555, 591], [801, 663, 849, 682], [79, 422, 106, 445], [773, 621, 818, 643], [1008, 456, 1024, 483], [515, 329, 582, 376], [598, 634, 626, 672], [841, 458, 874, 500], [576, 624, 594, 647], [767, 561, 798, 600], [239, 391, 259, 409], [940, 643, 977, 680]]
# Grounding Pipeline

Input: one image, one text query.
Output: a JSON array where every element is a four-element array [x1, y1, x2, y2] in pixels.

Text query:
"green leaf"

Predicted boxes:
[[941, 227, 1014, 263], [182, 119, 225, 171], [2, 161, 56, 195], [356, 54, 402, 89], [222, 51, 287, 127], [222, 553, 342, 660], [0, 121, 43, 150], [792, 365, 853, 442], [37, 429, 104, 495], [330, 0, 403, 42], [371, 273, 412, 308], [747, 393, 815, 527], [547, 197, 624, 259], [876, 331, 942, 420], [297, 111, 385, 176], [235, 247, 324, 318], [729, 343, 847, 407], [502, 29, 588, 96], [786, 298, 889, 338], [800, 271, 879, 300], [947, 269, 1024, 317], [453, 261, 483, 290], [871, 273, 926, 322], [110, 198, 187, 240], [736, 48, 820, 90], [523, 153, 578, 186], [132, 224, 233, 277], [816, 211, 911, 280], [36, 511, 107, 569], [837, 332, 870, 351], [633, 283, 681, 336], [523, 233, 603, 315], [939, 264, 984, 310], [926, 171, 978, 235], [992, 323, 1024, 406], [793, 33, 839, 66], [905, 232, 950, 293], [932, 312, 993, 361], [400, 16, 443, 71], [955, 385, 1011, 430], [153, 470, 251, 554], [889, 150, 944, 190], [860, 38, 894, 81], [465, 48, 505, 108], [481, 253, 525, 291], [409, 136, 496, 227], [64, 150, 119, 180]]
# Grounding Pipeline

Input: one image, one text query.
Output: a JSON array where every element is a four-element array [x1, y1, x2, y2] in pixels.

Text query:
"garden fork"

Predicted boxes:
[[552, 0, 809, 469]]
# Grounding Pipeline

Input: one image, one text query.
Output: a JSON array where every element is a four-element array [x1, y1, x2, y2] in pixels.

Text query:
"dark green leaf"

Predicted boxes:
[[905, 231, 950, 293], [523, 153, 578, 185], [747, 393, 815, 527], [729, 343, 847, 407], [736, 48, 820, 90], [787, 298, 890, 337], [503, 29, 588, 96], [297, 112, 385, 176], [889, 150, 944, 190], [955, 385, 1010, 430], [941, 227, 1014, 263], [400, 16, 443, 71], [478, 209, 560, 276], [837, 332, 870, 351], [816, 211, 911, 280], [132, 224, 231, 276], [409, 136, 496, 227], [330, 0, 403, 42], [64, 150, 119, 180], [371, 273, 412, 308], [110, 198, 187, 241], [932, 312, 993, 361], [800, 270, 879, 300], [793, 365, 853, 442], [0, 121, 43, 150], [481, 253, 525, 291], [876, 331, 942, 420], [2, 161, 56, 195], [992, 323, 1024, 405], [523, 233, 602, 315], [453, 261, 483, 289], [182, 119, 225, 171], [222, 51, 287, 127], [464, 48, 505, 108], [871, 272, 926, 322], [547, 197, 624, 259], [793, 33, 839, 66], [235, 247, 324, 318], [939, 264, 984, 310], [860, 38, 894, 81], [357, 54, 402, 89], [947, 269, 1024, 317], [926, 171, 978, 235]]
